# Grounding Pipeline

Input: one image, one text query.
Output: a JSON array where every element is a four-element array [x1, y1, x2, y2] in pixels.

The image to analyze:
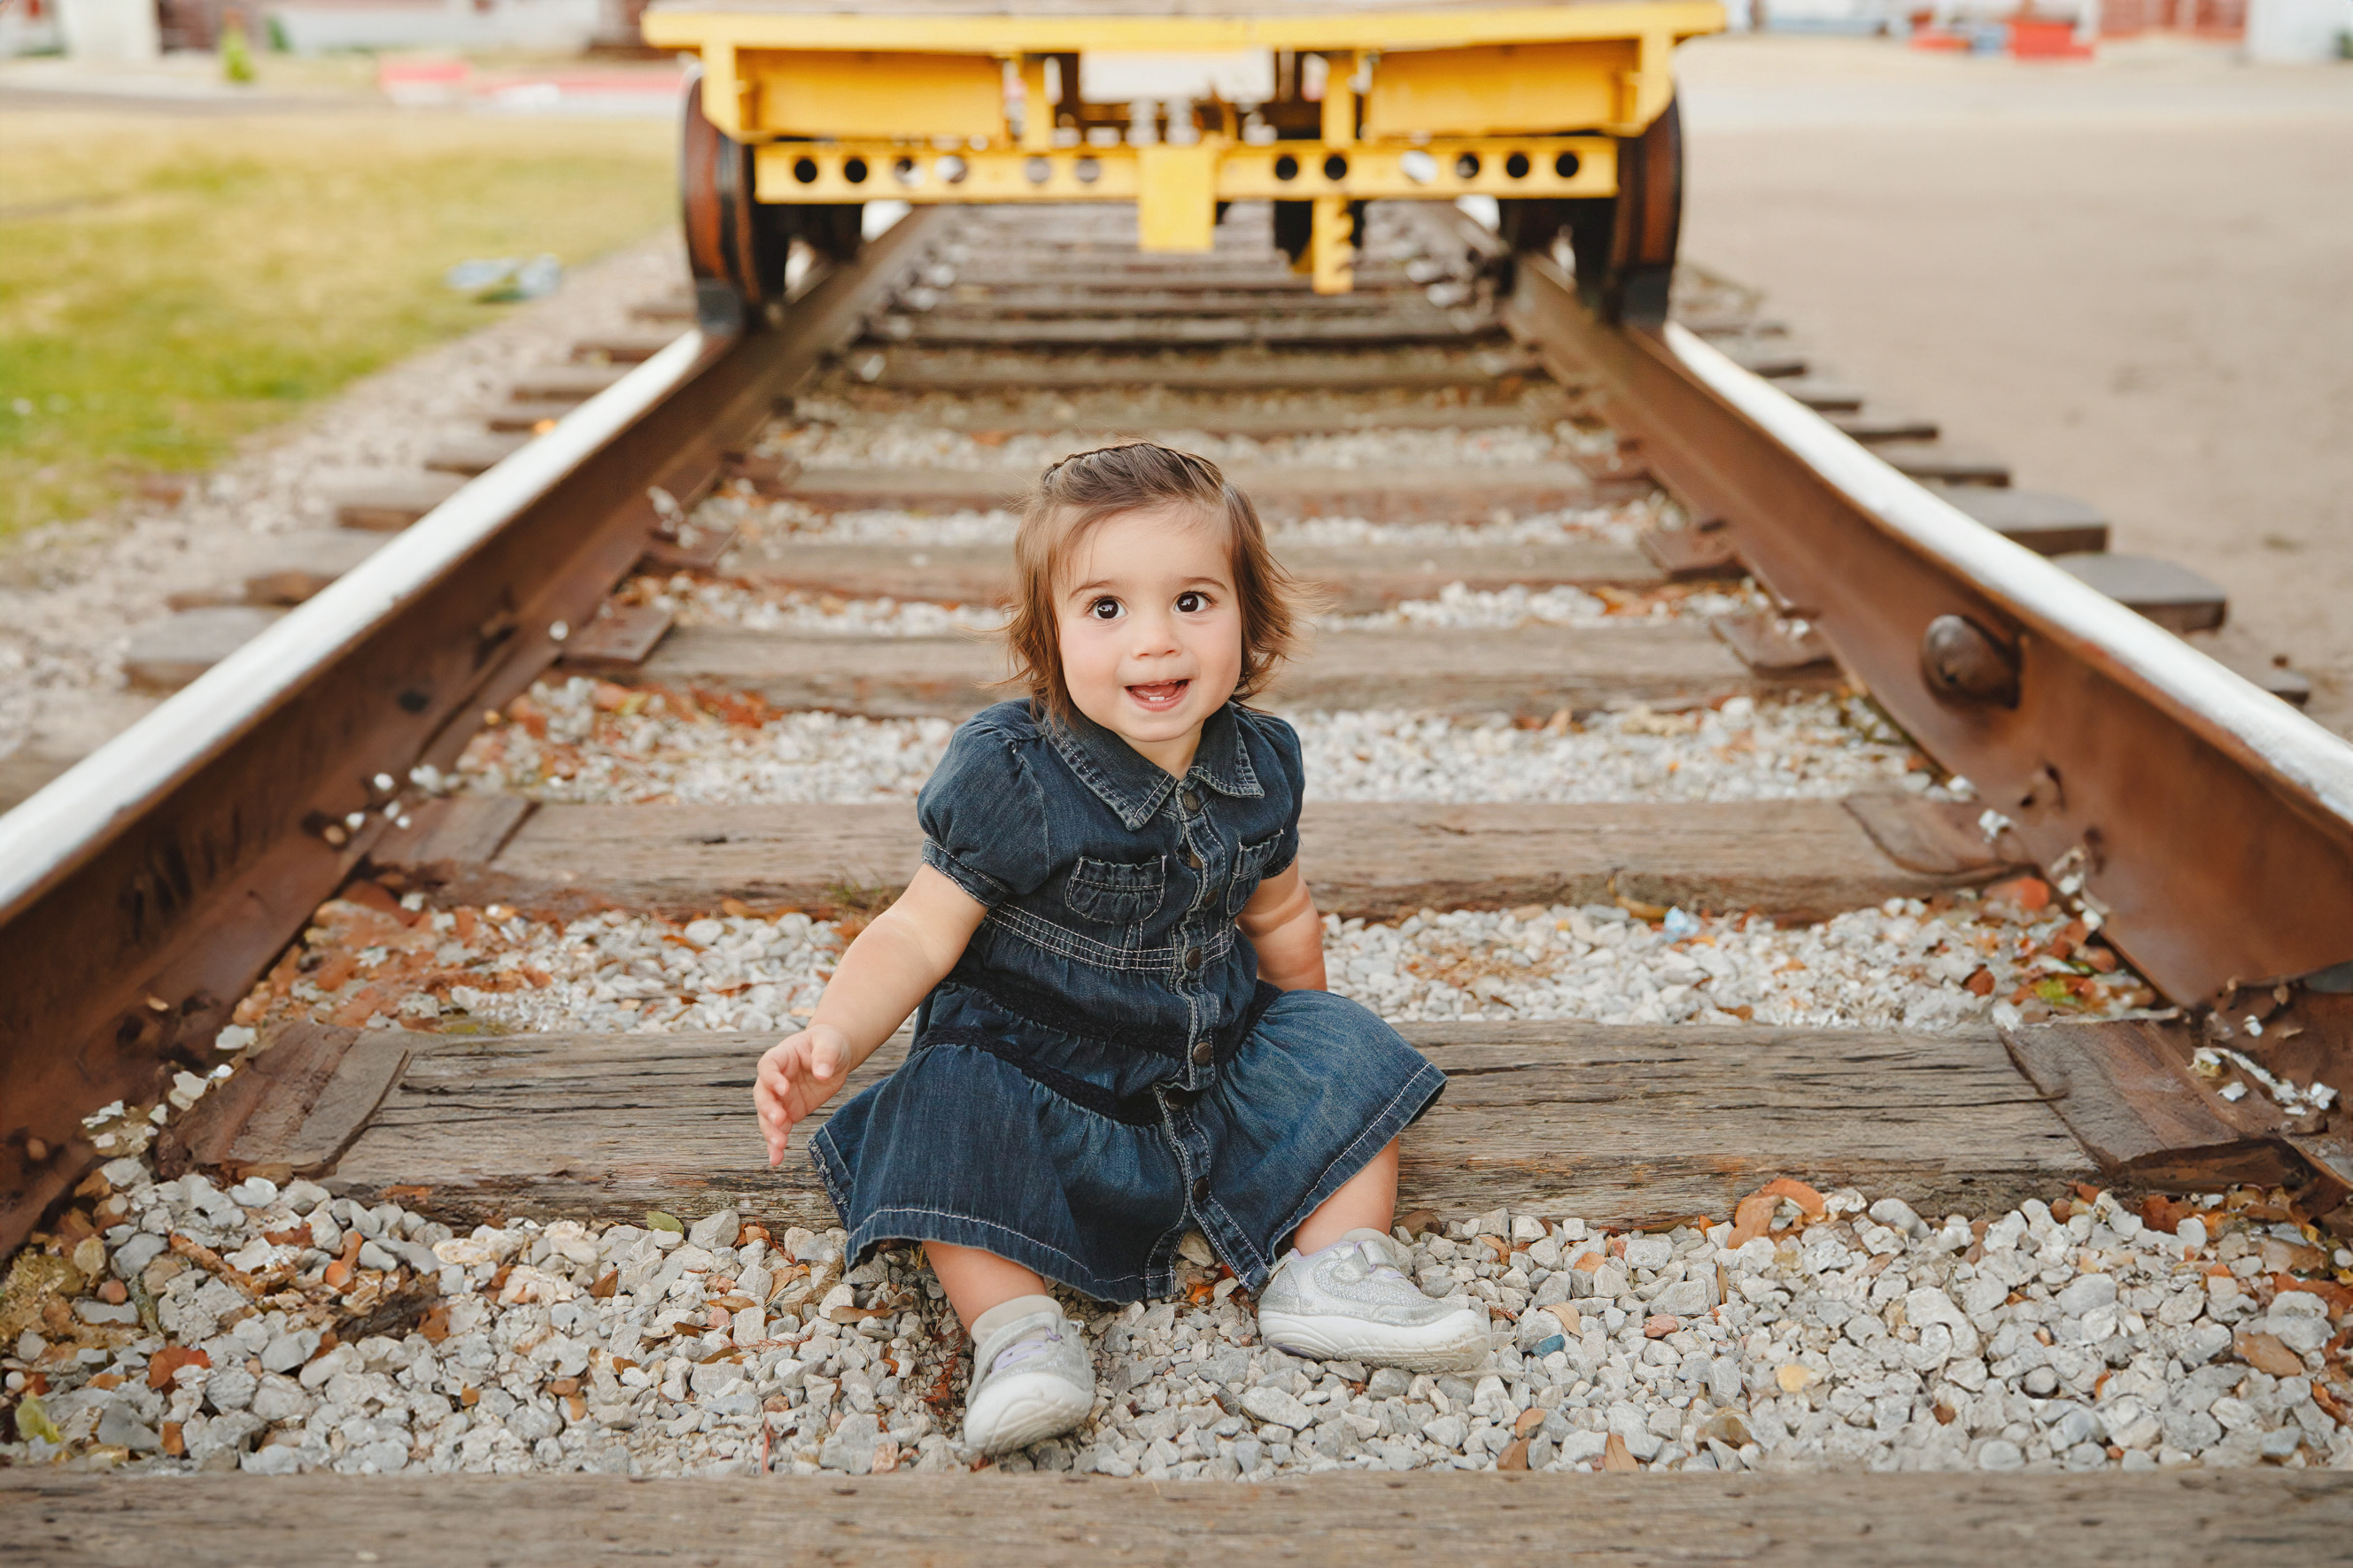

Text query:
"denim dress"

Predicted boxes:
[[810, 699, 1446, 1302]]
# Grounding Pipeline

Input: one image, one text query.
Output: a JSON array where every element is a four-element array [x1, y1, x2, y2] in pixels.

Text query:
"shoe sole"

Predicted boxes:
[[1258, 1308, 1490, 1371], [963, 1371, 1094, 1456]]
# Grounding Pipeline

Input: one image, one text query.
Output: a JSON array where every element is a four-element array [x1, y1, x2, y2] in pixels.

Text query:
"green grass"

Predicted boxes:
[[0, 108, 678, 541]]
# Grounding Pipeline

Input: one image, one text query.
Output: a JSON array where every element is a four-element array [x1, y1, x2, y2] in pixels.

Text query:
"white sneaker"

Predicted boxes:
[[961, 1294, 1095, 1456], [1257, 1228, 1489, 1371]]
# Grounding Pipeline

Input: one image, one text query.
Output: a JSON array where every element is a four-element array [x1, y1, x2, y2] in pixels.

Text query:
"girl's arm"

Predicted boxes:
[[1236, 863, 1327, 992], [755, 864, 987, 1164]]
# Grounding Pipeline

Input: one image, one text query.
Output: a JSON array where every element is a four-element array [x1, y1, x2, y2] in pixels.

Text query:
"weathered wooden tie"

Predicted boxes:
[[625, 622, 1828, 720], [780, 461, 1634, 517], [207, 1021, 2093, 1234], [11, 1470, 2347, 1567], [371, 793, 2019, 926], [724, 537, 1665, 612]]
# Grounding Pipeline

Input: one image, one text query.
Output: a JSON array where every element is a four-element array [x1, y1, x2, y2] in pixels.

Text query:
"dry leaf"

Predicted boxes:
[[1495, 1436, 1531, 1471], [1728, 1193, 1778, 1248], [145, 1346, 210, 1390], [1602, 1433, 1638, 1472], [1513, 1406, 1546, 1438], [1755, 1178, 1827, 1217], [2234, 1329, 2303, 1379]]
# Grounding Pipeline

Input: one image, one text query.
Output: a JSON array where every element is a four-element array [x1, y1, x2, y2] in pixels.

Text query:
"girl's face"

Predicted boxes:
[[1055, 505, 1244, 776]]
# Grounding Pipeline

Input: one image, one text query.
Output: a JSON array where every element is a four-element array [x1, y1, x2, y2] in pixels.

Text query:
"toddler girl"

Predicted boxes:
[[754, 443, 1483, 1456]]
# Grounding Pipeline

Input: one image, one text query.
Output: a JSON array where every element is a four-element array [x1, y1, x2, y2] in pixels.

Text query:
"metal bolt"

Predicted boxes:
[[1919, 614, 2020, 707]]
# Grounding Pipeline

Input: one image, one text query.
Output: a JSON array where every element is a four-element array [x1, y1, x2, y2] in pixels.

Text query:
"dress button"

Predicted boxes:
[[1191, 1039, 1212, 1064], [1180, 788, 1202, 814], [1191, 1176, 1211, 1203], [1184, 947, 1203, 970]]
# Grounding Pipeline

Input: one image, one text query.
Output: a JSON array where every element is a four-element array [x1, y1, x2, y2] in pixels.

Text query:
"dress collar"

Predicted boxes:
[[1046, 701, 1265, 831]]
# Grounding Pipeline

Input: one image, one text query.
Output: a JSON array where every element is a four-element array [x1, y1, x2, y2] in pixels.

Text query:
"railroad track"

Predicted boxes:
[[3, 198, 2350, 1559]]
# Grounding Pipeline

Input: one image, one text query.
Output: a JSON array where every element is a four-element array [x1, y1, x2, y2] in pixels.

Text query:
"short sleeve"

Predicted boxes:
[[1242, 710, 1305, 878], [916, 718, 1052, 907]]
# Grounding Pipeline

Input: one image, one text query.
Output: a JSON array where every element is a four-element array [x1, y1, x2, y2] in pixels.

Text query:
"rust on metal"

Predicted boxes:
[[2003, 1013, 2349, 1227], [556, 603, 677, 675], [1711, 610, 1837, 676], [156, 1023, 413, 1183], [1499, 241, 2353, 1011], [0, 211, 947, 1257], [641, 521, 739, 573], [1839, 792, 2026, 879], [1637, 521, 1744, 580]]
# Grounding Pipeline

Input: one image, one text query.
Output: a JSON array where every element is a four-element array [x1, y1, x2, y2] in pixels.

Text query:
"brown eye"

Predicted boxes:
[[1088, 597, 1124, 621], [1175, 591, 1208, 614]]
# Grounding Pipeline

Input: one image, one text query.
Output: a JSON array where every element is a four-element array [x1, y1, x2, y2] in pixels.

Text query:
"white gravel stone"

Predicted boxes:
[[9, 1161, 2350, 1480], [689, 494, 1653, 552], [620, 572, 1755, 637], [245, 871, 2152, 1039], [761, 420, 1577, 475], [454, 682, 1932, 811]]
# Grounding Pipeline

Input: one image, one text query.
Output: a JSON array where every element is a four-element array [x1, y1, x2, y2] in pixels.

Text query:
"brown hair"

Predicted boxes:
[[1001, 443, 1313, 723]]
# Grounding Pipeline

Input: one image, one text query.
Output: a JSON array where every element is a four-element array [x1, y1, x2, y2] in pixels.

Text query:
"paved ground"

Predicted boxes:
[[1676, 35, 2353, 737]]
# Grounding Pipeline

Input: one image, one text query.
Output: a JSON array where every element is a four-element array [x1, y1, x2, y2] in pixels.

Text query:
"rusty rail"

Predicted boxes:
[[0, 210, 948, 1256], [1500, 250, 2353, 1008]]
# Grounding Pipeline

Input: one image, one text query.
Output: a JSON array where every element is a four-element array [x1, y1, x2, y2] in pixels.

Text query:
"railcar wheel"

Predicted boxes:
[[679, 63, 791, 331], [1497, 96, 1683, 328]]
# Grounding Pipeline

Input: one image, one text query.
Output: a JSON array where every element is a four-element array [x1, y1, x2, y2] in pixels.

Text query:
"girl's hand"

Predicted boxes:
[[755, 1025, 855, 1166]]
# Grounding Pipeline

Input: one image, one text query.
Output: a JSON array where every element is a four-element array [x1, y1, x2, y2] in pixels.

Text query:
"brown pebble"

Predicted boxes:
[[1644, 1314, 1679, 1339], [97, 1279, 128, 1305], [2234, 1329, 2304, 1378]]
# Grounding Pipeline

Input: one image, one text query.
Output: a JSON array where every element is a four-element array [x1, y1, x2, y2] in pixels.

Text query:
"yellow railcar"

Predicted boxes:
[[641, 1, 1722, 324]]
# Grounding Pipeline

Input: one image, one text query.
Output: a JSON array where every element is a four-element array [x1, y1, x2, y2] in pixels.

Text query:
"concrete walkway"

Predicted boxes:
[[1678, 35, 2353, 736]]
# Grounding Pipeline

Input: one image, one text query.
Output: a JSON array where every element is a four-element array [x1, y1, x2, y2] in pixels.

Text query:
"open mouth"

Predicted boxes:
[[1125, 679, 1190, 712]]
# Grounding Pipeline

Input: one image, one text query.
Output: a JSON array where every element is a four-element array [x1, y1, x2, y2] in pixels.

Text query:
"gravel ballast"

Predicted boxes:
[[620, 573, 1758, 637], [231, 871, 2150, 1041], [7, 1109, 2346, 1480], [686, 494, 1659, 552], [759, 421, 1575, 475], [455, 681, 1926, 808]]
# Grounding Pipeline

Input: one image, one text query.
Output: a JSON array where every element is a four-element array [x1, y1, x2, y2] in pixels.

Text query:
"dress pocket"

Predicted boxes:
[[1225, 832, 1283, 915], [1062, 855, 1166, 927]]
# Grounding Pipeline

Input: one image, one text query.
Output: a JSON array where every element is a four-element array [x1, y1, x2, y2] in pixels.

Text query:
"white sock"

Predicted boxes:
[[971, 1292, 1060, 1343]]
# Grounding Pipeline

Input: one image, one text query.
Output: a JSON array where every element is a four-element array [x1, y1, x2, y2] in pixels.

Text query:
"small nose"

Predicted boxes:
[[1129, 605, 1182, 654]]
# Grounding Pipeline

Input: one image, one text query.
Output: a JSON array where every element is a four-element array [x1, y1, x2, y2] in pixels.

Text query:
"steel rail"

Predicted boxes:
[[0, 209, 948, 1255], [1501, 251, 2353, 1005]]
